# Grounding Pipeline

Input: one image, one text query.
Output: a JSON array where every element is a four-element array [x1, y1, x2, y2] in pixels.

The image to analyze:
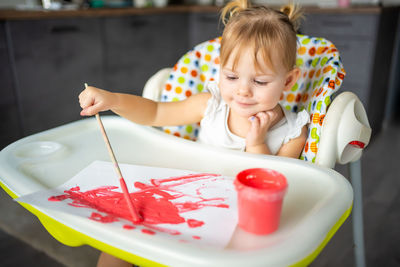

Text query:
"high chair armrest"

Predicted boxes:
[[316, 92, 372, 168], [142, 68, 172, 101]]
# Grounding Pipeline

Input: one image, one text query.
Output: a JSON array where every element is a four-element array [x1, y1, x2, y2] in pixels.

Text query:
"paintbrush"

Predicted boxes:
[[84, 83, 142, 223]]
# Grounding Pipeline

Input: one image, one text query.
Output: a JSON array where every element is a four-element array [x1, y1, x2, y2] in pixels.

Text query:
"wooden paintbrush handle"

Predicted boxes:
[[84, 83, 141, 223]]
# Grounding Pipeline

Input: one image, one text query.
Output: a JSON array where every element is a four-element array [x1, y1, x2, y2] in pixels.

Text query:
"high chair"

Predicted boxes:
[[142, 35, 372, 266], [0, 35, 371, 267]]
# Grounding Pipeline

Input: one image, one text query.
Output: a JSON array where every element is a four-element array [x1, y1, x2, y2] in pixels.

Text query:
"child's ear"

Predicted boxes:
[[284, 68, 301, 91]]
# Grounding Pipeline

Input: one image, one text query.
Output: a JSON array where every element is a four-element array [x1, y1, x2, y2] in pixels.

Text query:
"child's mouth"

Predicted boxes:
[[235, 100, 255, 108]]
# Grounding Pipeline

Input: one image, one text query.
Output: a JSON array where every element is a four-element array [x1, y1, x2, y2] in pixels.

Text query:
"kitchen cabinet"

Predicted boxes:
[[0, 21, 22, 149], [188, 12, 223, 48], [300, 13, 379, 112], [103, 14, 188, 95], [8, 18, 104, 135]]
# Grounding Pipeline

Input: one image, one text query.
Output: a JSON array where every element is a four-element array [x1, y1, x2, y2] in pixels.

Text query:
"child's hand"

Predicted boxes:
[[79, 86, 117, 116], [245, 110, 277, 148]]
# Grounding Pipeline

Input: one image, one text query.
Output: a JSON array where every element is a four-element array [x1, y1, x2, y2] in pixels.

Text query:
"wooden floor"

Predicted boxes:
[[1, 121, 399, 267]]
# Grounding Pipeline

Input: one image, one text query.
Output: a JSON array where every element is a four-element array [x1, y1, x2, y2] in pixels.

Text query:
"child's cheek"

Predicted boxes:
[[219, 83, 232, 100]]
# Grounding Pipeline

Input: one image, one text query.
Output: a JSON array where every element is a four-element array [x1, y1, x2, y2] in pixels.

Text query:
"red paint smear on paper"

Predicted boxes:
[[90, 212, 118, 223], [48, 173, 228, 236], [187, 219, 204, 228], [141, 229, 156, 235], [192, 236, 201, 240], [123, 224, 136, 230]]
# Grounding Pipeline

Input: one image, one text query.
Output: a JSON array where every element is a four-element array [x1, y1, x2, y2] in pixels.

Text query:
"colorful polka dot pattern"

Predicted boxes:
[[161, 37, 221, 140], [160, 35, 346, 162]]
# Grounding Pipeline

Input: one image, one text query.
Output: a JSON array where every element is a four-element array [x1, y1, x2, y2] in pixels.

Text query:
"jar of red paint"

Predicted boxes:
[[235, 168, 288, 235]]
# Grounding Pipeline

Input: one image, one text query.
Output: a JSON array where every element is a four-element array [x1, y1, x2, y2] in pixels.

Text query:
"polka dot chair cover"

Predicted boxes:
[[160, 35, 346, 162]]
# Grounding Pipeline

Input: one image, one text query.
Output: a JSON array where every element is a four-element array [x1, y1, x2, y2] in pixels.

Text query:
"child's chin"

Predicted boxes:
[[236, 110, 257, 119]]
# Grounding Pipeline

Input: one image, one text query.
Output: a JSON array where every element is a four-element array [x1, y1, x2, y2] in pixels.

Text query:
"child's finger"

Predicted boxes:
[[80, 89, 98, 108], [266, 110, 277, 120], [80, 106, 94, 116], [80, 109, 88, 116], [81, 101, 102, 116], [255, 112, 268, 126], [249, 115, 260, 131], [79, 97, 94, 110], [79, 86, 99, 108], [78, 87, 91, 102], [80, 107, 92, 116]]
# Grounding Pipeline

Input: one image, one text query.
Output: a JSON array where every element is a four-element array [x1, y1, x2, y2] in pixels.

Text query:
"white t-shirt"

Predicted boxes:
[[197, 82, 310, 155]]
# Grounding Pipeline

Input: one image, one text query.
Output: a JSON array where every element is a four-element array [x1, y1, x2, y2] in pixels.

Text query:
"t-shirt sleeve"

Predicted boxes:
[[203, 81, 222, 118], [283, 110, 310, 144]]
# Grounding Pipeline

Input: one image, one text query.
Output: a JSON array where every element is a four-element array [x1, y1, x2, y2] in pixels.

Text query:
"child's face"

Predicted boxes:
[[219, 46, 297, 118]]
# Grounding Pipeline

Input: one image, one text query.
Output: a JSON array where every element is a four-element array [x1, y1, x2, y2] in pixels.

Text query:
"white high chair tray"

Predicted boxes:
[[0, 116, 353, 267]]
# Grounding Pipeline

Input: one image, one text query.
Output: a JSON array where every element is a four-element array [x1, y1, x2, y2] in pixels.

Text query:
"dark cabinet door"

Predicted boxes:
[[103, 14, 188, 95], [0, 22, 23, 149], [9, 18, 104, 135], [300, 13, 379, 111], [188, 12, 223, 48]]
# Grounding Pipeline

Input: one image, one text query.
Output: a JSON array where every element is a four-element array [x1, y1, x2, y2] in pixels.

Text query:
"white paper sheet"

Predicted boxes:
[[16, 161, 238, 248]]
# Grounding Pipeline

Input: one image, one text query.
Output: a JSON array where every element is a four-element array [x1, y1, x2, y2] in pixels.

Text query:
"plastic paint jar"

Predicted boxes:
[[235, 168, 288, 235]]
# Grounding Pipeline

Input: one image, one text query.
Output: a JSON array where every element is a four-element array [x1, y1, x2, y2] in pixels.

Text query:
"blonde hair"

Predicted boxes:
[[220, 0, 303, 73]]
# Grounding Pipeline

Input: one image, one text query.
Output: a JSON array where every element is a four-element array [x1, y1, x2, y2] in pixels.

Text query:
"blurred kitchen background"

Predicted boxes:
[[0, 0, 399, 266]]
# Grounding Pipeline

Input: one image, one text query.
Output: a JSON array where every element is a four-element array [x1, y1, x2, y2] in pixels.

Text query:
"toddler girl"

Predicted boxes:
[[79, 0, 308, 265]]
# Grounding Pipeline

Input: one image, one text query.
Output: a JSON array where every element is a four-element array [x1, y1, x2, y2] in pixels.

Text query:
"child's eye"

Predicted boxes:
[[255, 80, 268, 85], [226, 75, 238, 81]]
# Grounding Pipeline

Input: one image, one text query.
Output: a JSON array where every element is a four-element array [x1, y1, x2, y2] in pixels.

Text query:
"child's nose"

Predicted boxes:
[[237, 82, 252, 96]]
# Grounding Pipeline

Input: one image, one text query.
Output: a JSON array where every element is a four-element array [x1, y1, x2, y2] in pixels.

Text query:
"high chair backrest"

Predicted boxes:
[[159, 35, 346, 162]]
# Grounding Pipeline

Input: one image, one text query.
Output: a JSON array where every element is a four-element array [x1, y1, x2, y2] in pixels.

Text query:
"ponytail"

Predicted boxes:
[[280, 3, 303, 31], [220, 0, 249, 25]]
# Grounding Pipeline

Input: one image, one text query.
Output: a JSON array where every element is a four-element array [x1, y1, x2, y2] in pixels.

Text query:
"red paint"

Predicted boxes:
[[235, 168, 288, 235], [48, 186, 80, 201], [150, 173, 219, 186], [48, 195, 68, 201], [123, 224, 136, 230], [48, 173, 228, 236], [140, 223, 181, 235], [187, 219, 204, 228], [192, 236, 201, 240], [236, 168, 287, 191], [90, 212, 118, 223], [141, 229, 155, 235], [119, 177, 141, 223]]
